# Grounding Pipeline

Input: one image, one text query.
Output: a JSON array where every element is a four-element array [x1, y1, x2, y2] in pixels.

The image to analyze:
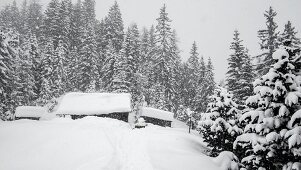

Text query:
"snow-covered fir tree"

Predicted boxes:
[[279, 21, 301, 48], [198, 86, 242, 156], [194, 56, 208, 113], [0, 29, 18, 120], [226, 30, 254, 104], [16, 32, 37, 105], [185, 41, 201, 110], [69, 0, 85, 50], [256, 6, 279, 76], [58, 0, 72, 49], [111, 51, 130, 93], [170, 30, 182, 111], [102, 41, 118, 91], [153, 4, 177, 111], [103, 1, 124, 52], [234, 41, 301, 169], [196, 57, 216, 113], [82, 0, 96, 25], [78, 22, 98, 92], [27, 0, 44, 39], [43, 0, 61, 49]]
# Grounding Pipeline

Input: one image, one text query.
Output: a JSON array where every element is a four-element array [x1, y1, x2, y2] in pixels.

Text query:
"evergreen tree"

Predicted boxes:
[[140, 27, 149, 68], [104, 1, 124, 52], [226, 30, 254, 104], [149, 83, 167, 110], [186, 41, 200, 110], [82, 0, 96, 25], [95, 19, 106, 78], [142, 25, 157, 105], [19, 0, 29, 37], [202, 58, 216, 109], [78, 23, 99, 92], [111, 51, 130, 93], [43, 0, 61, 49], [52, 40, 65, 97], [40, 38, 55, 101], [234, 42, 301, 169], [65, 48, 79, 91], [153, 4, 176, 111], [0, 29, 18, 120], [102, 41, 117, 91], [256, 6, 279, 76], [70, 0, 84, 50], [280, 21, 301, 48], [170, 30, 182, 111], [58, 0, 72, 49], [122, 24, 141, 102], [194, 56, 208, 113], [27, 0, 44, 39], [198, 86, 242, 156], [36, 78, 52, 106], [17, 32, 37, 105], [194, 57, 216, 114]]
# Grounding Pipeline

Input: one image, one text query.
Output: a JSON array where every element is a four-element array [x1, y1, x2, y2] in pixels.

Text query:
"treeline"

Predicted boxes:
[[198, 7, 301, 170], [0, 0, 215, 120]]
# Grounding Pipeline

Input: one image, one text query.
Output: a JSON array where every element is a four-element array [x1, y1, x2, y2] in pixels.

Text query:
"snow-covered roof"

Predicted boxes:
[[141, 107, 174, 121], [15, 106, 47, 118], [55, 92, 132, 115]]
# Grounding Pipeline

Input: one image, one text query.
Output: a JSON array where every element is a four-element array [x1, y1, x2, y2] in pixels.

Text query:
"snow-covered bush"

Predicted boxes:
[[213, 151, 240, 170], [198, 86, 242, 156], [234, 42, 301, 169]]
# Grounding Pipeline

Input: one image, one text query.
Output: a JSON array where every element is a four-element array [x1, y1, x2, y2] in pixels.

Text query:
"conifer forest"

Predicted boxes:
[[0, 0, 300, 169]]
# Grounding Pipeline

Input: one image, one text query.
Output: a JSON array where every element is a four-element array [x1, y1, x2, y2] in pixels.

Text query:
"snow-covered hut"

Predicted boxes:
[[15, 106, 47, 120], [141, 107, 174, 127], [55, 93, 132, 121]]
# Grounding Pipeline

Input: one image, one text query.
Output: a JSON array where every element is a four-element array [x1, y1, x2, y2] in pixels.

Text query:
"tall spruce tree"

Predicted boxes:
[[226, 30, 254, 103], [39, 38, 55, 103], [27, 0, 44, 39], [52, 40, 65, 97], [186, 41, 201, 109], [17, 32, 38, 105], [170, 30, 182, 111], [194, 56, 209, 113], [43, 0, 61, 49], [203, 58, 216, 108], [104, 1, 124, 52], [59, 0, 72, 49], [153, 4, 176, 111], [0, 29, 18, 120], [256, 6, 279, 76], [70, 0, 84, 50], [78, 22, 99, 92]]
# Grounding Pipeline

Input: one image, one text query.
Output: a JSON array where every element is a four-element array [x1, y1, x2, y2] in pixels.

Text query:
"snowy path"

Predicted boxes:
[[0, 117, 222, 170]]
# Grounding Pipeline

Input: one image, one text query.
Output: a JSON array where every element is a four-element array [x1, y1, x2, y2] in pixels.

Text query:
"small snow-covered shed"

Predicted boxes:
[[15, 106, 47, 120], [55, 92, 132, 121], [141, 107, 175, 127]]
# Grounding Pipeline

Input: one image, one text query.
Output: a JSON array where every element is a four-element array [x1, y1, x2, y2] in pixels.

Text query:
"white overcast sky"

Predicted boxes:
[[1, 0, 301, 82]]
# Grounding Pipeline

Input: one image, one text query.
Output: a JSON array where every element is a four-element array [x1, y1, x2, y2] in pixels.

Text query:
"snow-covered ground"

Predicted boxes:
[[0, 117, 225, 170]]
